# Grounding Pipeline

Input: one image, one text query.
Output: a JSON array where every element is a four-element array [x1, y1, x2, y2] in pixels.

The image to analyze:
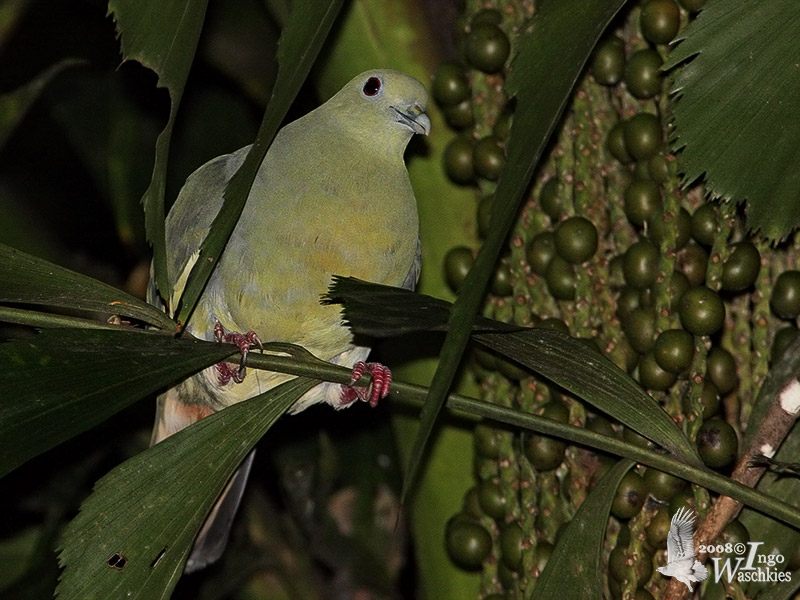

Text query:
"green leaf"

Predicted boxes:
[[173, 0, 344, 327], [327, 278, 701, 466], [0, 328, 232, 476], [665, 0, 800, 241], [402, 0, 628, 502], [0, 243, 174, 330], [108, 0, 211, 298], [476, 330, 701, 465], [56, 377, 315, 600], [0, 59, 82, 151], [530, 459, 633, 599]]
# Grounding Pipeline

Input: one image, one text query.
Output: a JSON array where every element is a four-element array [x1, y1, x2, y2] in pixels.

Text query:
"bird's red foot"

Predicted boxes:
[[214, 322, 263, 385], [340, 361, 392, 408]]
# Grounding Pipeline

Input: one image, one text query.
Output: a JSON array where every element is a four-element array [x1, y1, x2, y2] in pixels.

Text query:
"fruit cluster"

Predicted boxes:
[[433, 1, 800, 597]]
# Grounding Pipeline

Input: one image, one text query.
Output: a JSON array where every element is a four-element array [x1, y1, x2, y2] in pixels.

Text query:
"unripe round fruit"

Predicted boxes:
[[640, 0, 681, 45], [624, 306, 657, 353], [592, 36, 626, 85], [444, 246, 474, 292], [466, 23, 511, 73], [444, 99, 475, 129], [500, 523, 524, 571], [607, 121, 633, 163], [624, 49, 664, 98], [624, 179, 662, 226], [554, 216, 598, 263], [772, 325, 799, 363], [771, 270, 800, 319], [526, 231, 557, 275], [623, 239, 659, 289], [611, 471, 647, 519], [706, 346, 738, 395], [722, 241, 760, 291], [477, 480, 507, 520], [445, 516, 492, 570], [639, 351, 677, 391], [679, 286, 725, 336], [491, 262, 513, 296], [473, 136, 505, 180], [545, 255, 576, 301], [432, 63, 470, 106], [444, 136, 475, 183], [624, 112, 662, 161], [696, 418, 738, 469], [691, 202, 718, 246], [539, 177, 563, 218], [653, 328, 695, 373]]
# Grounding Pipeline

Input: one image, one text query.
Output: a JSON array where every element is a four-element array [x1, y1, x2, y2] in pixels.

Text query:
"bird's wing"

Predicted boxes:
[[666, 507, 697, 563], [156, 146, 251, 318], [401, 238, 422, 291]]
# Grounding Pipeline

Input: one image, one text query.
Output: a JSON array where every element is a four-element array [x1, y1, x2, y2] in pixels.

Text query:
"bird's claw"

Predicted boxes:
[[340, 361, 392, 407], [214, 322, 263, 385]]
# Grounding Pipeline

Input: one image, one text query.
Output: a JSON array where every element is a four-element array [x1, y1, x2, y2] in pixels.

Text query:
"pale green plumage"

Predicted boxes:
[[148, 70, 429, 571]]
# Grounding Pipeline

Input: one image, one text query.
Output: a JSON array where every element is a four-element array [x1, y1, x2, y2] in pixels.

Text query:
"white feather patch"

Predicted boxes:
[[779, 379, 800, 415], [170, 250, 201, 317]]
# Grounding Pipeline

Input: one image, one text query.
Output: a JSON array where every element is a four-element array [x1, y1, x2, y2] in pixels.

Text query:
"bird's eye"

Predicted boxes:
[[362, 77, 382, 97]]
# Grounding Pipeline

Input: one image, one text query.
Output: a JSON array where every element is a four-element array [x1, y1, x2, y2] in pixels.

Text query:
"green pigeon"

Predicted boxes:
[[148, 69, 430, 571]]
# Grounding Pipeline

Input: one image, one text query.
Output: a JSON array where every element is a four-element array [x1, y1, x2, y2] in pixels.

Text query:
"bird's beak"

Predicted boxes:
[[393, 105, 431, 136]]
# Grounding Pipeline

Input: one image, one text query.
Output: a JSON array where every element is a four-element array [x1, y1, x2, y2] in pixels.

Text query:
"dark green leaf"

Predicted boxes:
[[403, 0, 628, 501], [108, 0, 211, 297], [0, 59, 82, 150], [328, 277, 701, 465], [174, 0, 344, 327], [56, 377, 315, 600], [0, 328, 231, 476], [531, 459, 633, 598], [0, 243, 174, 330], [665, 0, 800, 241], [476, 330, 700, 465]]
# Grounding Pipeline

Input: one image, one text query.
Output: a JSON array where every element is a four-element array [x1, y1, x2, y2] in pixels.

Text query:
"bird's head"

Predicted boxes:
[[325, 69, 430, 154]]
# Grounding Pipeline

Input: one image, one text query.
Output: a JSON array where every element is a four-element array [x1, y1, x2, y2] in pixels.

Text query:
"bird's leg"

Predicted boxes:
[[214, 322, 263, 385], [340, 361, 392, 407]]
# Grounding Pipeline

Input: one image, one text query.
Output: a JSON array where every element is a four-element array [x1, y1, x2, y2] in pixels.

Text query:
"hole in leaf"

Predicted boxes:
[[150, 547, 167, 569], [107, 552, 127, 569]]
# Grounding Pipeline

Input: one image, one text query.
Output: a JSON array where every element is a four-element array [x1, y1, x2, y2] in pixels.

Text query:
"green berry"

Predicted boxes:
[[466, 23, 510, 73], [653, 328, 695, 373], [432, 63, 470, 106], [444, 246, 474, 292], [771, 270, 800, 318], [473, 136, 505, 180], [624, 49, 664, 99], [444, 136, 475, 184], [554, 216, 598, 263], [592, 36, 626, 85], [445, 516, 492, 570], [696, 418, 738, 469], [607, 121, 633, 163], [722, 241, 760, 291], [624, 179, 662, 226], [624, 112, 663, 161], [526, 231, 557, 275], [640, 0, 681, 45], [611, 471, 647, 519], [679, 286, 725, 336], [545, 255, 576, 300], [623, 239, 659, 289]]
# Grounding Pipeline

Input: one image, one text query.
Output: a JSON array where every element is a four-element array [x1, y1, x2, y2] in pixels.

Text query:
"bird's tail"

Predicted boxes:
[[152, 388, 255, 573], [692, 560, 709, 582]]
